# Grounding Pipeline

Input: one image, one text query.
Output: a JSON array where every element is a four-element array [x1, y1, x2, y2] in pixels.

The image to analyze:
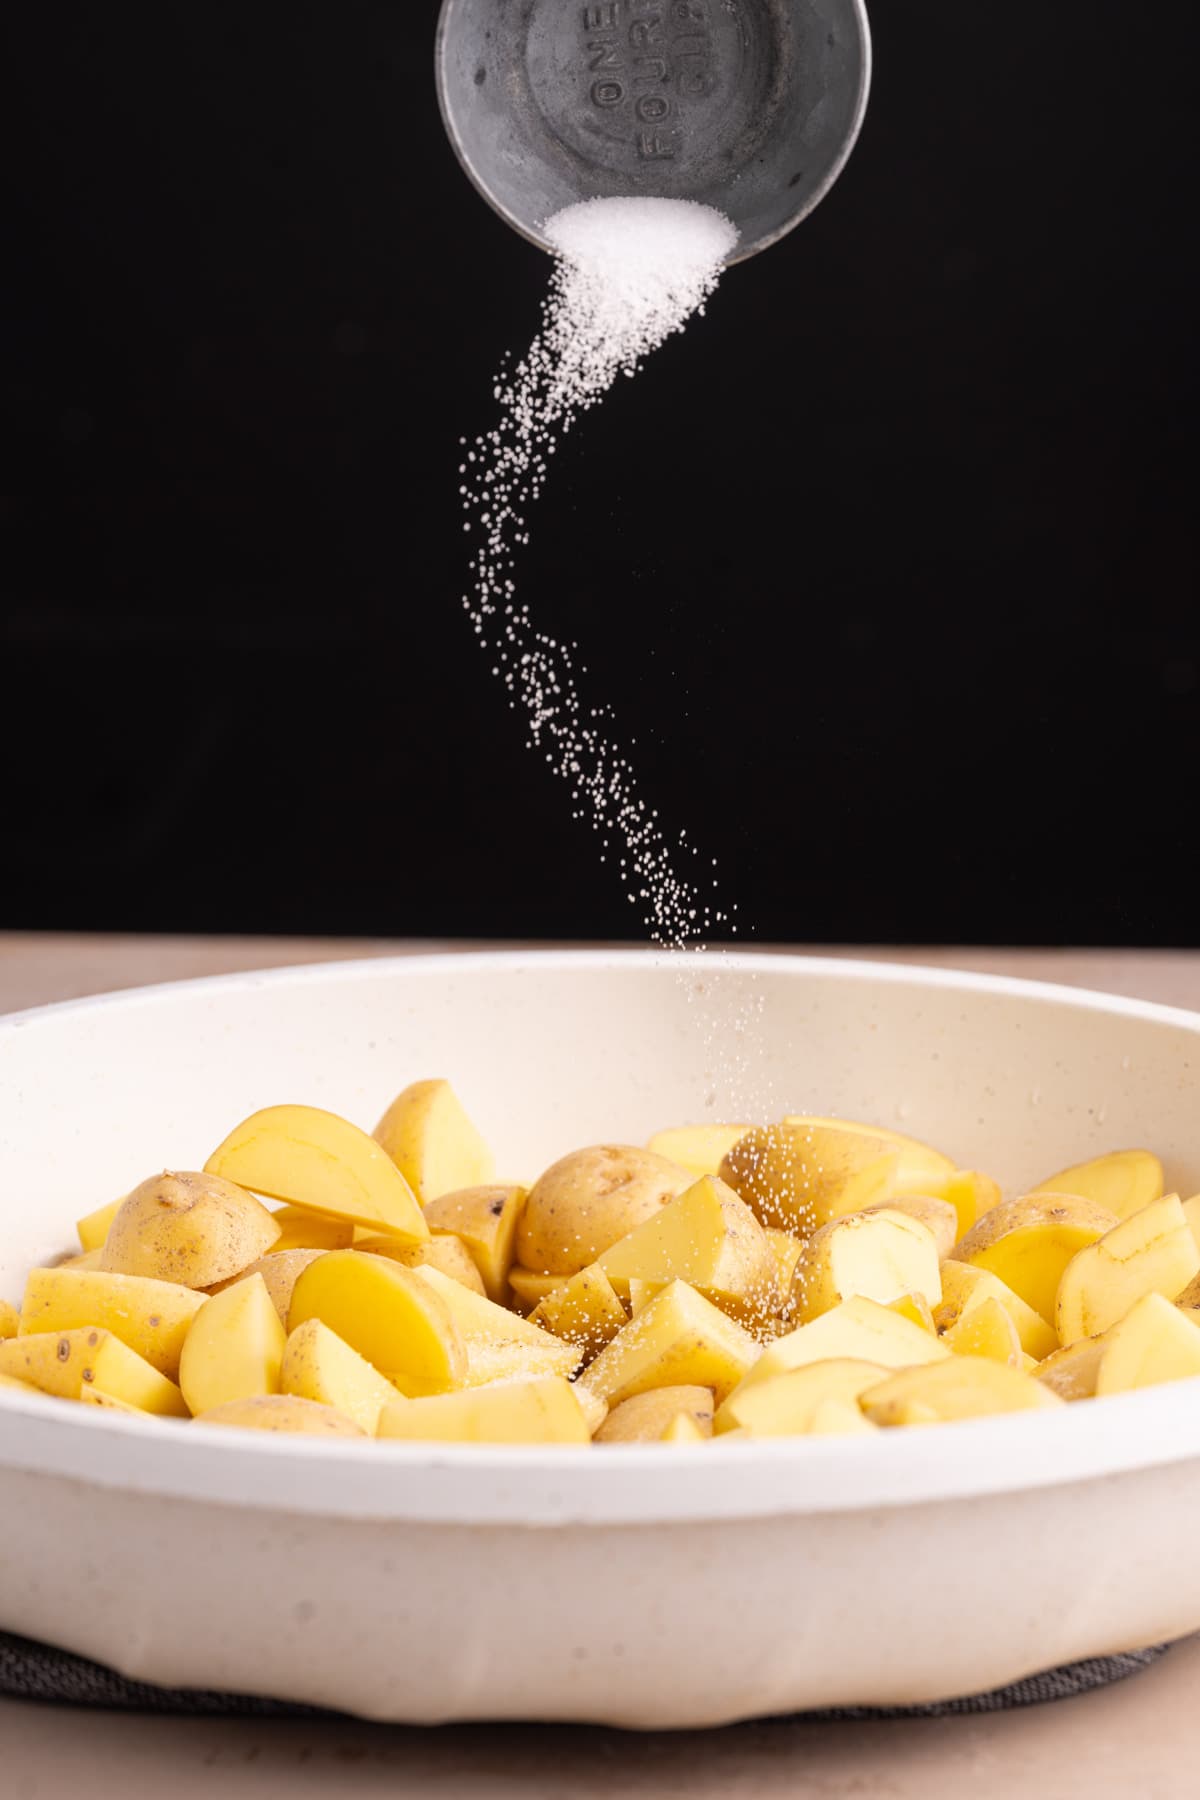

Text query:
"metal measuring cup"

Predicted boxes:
[[436, 0, 871, 264]]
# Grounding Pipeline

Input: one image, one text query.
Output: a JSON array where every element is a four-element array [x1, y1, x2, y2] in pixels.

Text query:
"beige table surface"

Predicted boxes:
[[3, 932, 1200, 1798]]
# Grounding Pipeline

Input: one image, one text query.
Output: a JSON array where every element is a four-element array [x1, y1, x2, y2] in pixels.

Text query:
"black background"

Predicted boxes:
[[1, 4, 1196, 944]]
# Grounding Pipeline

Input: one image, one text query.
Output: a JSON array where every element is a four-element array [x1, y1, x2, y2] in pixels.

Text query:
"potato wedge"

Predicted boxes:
[[0, 1299, 18, 1341], [764, 1229, 805, 1297], [421, 1184, 526, 1302], [408, 1265, 579, 1386], [660, 1411, 708, 1443], [0, 1329, 187, 1415], [266, 1206, 355, 1254], [1035, 1334, 1110, 1402], [596, 1176, 779, 1320], [1055, 1195, 1200, 1345], [860, 1195, 959, 1261], [808, 1397, 880, 1435], [716, 1358, 888, 1436], [208, 1247, 325, 1321], [934, 1260, 1058, 1361], [1031, 1150, 1164, 1221], [517, 1146, 694, 1276], [862, 1356, 1063, 1425], [280, 1318, 399, 1434], [646, 1125, 754, 1177], [595, 1385, 714, 1442], [578, 1281, 758, 1408], [791, 1209, 941, 1324], [372, 1079, 494, 1204], [377, 1376, 591, 1445], [954, 1194, 1117, 1325], [1094, 1292, 1200, 1395], [206, 1104, 428, 1243], [76, 1196, 124, 1254], [354, 1232, 487, 1296], [726, 1295, 950, 1407], [506, 1268, 567, 1312], [941, 1295, 1022, 1367], [530, 1265, 628, 1361], [197, 1394, 366, 1436], [179, 1274, 286, 1416], [885, 1291, 936, 1332], [20, 1266, 207, 1380], [101, 1170, 282, 1288], [288, 1251, 466, 1397], [720, 1119, 954, 1236], [78, 1387, 149, 1417]]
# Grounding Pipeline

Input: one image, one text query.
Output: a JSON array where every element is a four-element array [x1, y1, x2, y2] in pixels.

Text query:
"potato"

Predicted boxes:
[[1095, 1292, 1200, 1395], [726, 1295, 950, 1408], [280, 1319, 399, 1434], [421, 1185, 526, 1302], [354, 1232, 487, 1296], [101, 1170, 282, 1288], [377, 1376, 591, 1445], [719, 1119, 954, 1236], [407, 1265, 579, 1386], [808, 1397, 880, 1435], [209, 1247, 325, 1320], [578, 1280, 758, 1408], [288, 1251, 466, 1397], [0, 1329, 187, 1415], [1176, 1262, 1200, 1310], [206, 1104, 428, 1243], [716, 1358, 888, 1436], [0, 1299, 18, 1341], [20, 1266, 207, 1380], [372, 1079, 494, 1204], [1035, 1334, 1109, 1402], [953, 1193, 1118, 1324], [941, 1295, 1022, 1367], [1031, 1149, 1164, 1221], [791, 1209, 941, 1325], [861, 1356, 1063, 1426], [596, 1176, 779, 1321], [266, 1206, 355, 1254], [660, 1411, 708, 1443], [197, 1394, 365, 1436], [885, 1291, 936, 1332], [764, 1229, 805, 1298], [54, 1249, 107, 1271], [78, 1387, 149, 1417], [646, 1124, 754, 1177], [860, 1195, 959, 1261], [1056, 1195, 1200, 1345], [0, 1371, 47, 1397], [595, 1385, 714, 1443], [76, 1196, 124, 1253], [530, 1265, 628, 1361], [934, 1260, 1058, 1360], [517, 1145, 694, 1277], [507, 1268, 567, 1312], [178, 1275, 285, 1416]]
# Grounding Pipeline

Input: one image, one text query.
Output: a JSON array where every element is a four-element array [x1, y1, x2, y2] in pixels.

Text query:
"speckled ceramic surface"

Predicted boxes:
[[2, 952, 1199, 1725]]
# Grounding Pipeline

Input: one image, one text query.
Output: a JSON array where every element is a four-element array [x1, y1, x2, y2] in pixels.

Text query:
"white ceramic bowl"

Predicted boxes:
[[2, 950, 1200, 1727]]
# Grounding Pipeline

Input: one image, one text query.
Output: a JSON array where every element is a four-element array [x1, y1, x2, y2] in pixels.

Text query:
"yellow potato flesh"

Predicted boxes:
[[1035, 1334, 1109, 1402], [860, 1195, 959, 1261], [377, 1376, 590, 1445], [1031, 1150, 1164, 1221], [596, 1176, 779, 1319], [421, 1185, 526, 1302], [280, 1318, 399, 1435], [727, 1295, 950, 1407], [20, 1267, 207, 1380], [101, 1171, 282, 1288], [0, 1299, 18, 1341], [266, 1206, 355, 1254], [934, 1261, 1058, 1361], [809, 1397, 879, 1434], [1095, 1293, 1200, 1396], [372, 1079, 494, 1205], [595, 1385, 714, 1443], [885, 1292, 936, 1332], [579, 1280, 758, 1408], [288, 1251, 466, 1397], [197, 1394, 365, 1436], [76, 1196, 124, 1254], [1055, 1195, 1200, 1345], [885, 1169, 1001, 1242], [354, 1233, 487, 1296], [716, 1358, 888, 1436], [791, 1209, 941, 1325], [0, 1329, 187, 1415], [862, 1355, 1063, 1425], [407, 1265, 579, 1386], [720, 1119, 954, 1236], [764, 1229, 804, 1297], [179, 1275, 285, 1416], [660, 1411, 708, 1443], [205, 1104, 428, 1243], [506, 1268, 567, 1312], [530, 1266, 628, 1361], [954, 1194, 1117, 1324], [55, 1250, 107, 1271], [0, 1370, 49, 1396], [517, 1146, 694, 1277], [646, 1124, 754, 1177], [210, 1248, 325, 1321], [942, 1295, 1022, 1367]]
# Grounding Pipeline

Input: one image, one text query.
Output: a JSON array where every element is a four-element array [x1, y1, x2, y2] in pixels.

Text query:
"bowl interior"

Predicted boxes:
[[436, 0, 872, 260]]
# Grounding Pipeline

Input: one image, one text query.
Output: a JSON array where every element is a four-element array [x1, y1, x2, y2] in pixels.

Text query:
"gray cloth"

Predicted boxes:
[[0, 1628, 1169, 1719]]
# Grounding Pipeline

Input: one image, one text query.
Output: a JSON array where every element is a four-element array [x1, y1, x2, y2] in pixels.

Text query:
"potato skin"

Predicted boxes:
[[102, 1171, 281, 1289], [516, 1146, 694, 1277]]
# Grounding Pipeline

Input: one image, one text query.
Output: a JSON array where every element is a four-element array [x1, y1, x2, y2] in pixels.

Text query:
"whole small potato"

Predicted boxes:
[[101, 1171, 281, 1289], [517, 1146, 694, 1276]]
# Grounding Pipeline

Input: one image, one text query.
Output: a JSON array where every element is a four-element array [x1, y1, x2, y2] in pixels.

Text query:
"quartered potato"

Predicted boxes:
[[954, 1193, 1118, 1325], [517, 1145, 694, 1276], [373, 1079, 495, 1205], [595, 1385, 714, 1443], [1055, 1195, 1200, 1344], [101, 1170, 282, 1288], [421, 1184, 526, 1302], [1030, 1150, 1164, 1222]]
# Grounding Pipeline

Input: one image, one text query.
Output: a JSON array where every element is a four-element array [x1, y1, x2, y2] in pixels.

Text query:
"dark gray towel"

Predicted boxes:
[[0, 1628, 1169, 1719]]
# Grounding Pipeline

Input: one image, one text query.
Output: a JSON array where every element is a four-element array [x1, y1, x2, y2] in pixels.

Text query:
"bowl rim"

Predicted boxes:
[[3, 946, 1200, 1527]]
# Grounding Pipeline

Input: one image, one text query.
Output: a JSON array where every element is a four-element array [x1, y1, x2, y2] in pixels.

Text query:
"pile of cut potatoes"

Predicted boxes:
[[3, 1081, 1200, 1445]]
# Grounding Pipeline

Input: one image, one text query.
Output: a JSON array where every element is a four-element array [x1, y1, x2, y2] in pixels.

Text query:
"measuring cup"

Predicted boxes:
[[436, 0, 871, 264]]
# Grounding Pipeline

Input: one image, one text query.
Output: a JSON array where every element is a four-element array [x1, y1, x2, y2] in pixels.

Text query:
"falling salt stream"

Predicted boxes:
[[458, 195, 781, 1129]]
